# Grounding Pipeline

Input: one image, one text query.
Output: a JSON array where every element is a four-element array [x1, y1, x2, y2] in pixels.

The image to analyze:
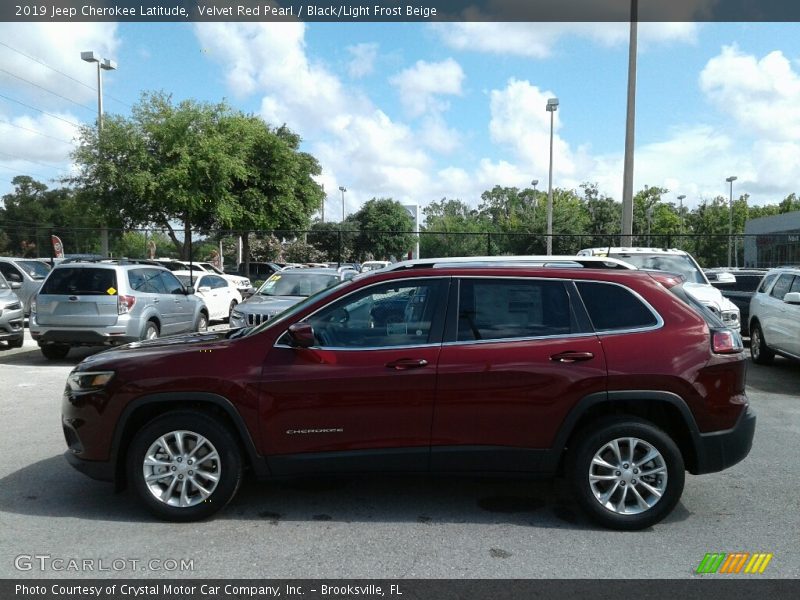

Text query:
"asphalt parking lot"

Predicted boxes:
[[0, 330, 798, 579]]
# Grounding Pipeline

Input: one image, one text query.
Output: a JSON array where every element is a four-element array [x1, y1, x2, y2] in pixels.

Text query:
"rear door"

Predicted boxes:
[[432, 277, 607, 472], [35, 267, 119, 327], [156, 270, 193, 333]]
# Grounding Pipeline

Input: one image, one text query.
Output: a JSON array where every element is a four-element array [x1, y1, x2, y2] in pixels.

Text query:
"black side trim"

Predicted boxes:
[[269, 447, 429, 476], [430, 446, 555, 473], [545, 390, 704, 472], [111, 392, 269, 483]]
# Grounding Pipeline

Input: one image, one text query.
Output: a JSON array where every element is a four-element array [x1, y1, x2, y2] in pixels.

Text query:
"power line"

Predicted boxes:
[[0, 67, 97, 114], [0, 150, 71, 173], [0, 163, 54, 180], [0, 92, 81, 128], [0, 41, 131, 108], [0, 118, 75, 144]]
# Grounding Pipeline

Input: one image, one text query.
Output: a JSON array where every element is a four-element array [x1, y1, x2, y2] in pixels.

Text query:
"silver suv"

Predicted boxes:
[[749, 267, 800, 364], [0, 272, 24, 348], [0, 257, 52, 315], [30, 260, 209, 360]]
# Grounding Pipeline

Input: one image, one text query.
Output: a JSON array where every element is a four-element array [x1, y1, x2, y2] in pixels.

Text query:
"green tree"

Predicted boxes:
[[421, 198, 493, 257], [307, 220, 354, 263], [348, 198, 415, 261], [73, 92, 254, 259]]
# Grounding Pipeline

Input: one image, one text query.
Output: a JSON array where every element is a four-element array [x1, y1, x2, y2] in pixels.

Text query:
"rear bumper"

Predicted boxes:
[[693, 407, 756, 474], [32, 329, 139, 346]]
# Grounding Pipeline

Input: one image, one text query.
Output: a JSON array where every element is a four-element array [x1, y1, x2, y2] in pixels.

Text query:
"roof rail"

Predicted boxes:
[[59, 257, 162, 266], [383, 255, 636, 272]]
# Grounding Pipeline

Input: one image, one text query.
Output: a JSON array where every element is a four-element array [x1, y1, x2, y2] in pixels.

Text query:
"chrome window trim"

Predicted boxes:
[[272, 276, 449, 350], [448, 275, 664, 344]]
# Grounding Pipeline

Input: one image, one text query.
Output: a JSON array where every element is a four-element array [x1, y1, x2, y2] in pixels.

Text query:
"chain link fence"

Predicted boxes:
[[1, 225, 799, 275]]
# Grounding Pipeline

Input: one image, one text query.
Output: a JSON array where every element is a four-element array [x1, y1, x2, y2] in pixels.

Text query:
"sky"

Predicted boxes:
[[1, 20, 799, 223]]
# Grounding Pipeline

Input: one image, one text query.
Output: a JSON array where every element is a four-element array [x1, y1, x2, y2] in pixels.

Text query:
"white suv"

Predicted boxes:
[[578, 248, 741, 333], [748, 267, 800, 364]]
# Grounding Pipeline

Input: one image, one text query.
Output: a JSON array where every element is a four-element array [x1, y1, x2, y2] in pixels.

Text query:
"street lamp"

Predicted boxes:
[[81, 51, 117, 258], [545, 98, 559, 255], [338, 186, 347, 222], [677, 194, 686, 237], [726, 176, 737, 268]]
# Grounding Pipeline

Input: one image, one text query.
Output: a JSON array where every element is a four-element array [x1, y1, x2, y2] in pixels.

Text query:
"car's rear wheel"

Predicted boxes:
[[567, 417, 685, 530], [196, 311, 208, 332], [750, 322, 774, 365], [127, 411, 243, 521], [142, 320, 159, 341], [40, 343, 70, 360]]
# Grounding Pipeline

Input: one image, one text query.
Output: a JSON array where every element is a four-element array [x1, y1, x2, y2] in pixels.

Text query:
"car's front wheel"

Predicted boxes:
[[127, 411, 243, 521], [750, 322, 774, 365], [195, 311, 209, 332], [567, 417, 685, 530]]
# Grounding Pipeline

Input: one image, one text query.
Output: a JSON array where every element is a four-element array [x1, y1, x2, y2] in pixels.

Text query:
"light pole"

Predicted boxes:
[[81, 51, 117, 258], [320, 184, 325, 223], [339, 186, 347, 222], [677, 194, 686, 238], [726, 176, 737, 268], [531, 179, 538, 223], [621, 0, 638, 244], [546, 98, 558, 255]]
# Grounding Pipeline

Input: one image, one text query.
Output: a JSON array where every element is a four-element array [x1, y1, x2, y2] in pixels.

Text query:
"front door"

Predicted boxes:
[[258, 278, 449, 475]]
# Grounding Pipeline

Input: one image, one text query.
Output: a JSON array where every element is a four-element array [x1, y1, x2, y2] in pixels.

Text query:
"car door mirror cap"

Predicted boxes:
[[287, 322, 316, 348], [10, 281, 22, 289], [784, 291, 800, 304], [198, 286, 211, 293]]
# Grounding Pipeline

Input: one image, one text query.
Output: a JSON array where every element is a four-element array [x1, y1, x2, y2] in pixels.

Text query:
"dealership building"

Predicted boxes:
[[743, 211, 800, 267]]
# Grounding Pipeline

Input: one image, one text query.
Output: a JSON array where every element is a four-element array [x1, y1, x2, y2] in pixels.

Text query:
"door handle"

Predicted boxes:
[[153, 297, 159, 303], [385, 358, 429, 370], [550, 351, 594, 363]]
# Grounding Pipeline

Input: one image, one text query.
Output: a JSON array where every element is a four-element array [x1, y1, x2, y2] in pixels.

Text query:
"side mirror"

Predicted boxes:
[[784, 292, 800, 305], [198, 286, 211, 293], [10, 281, 22, 290], [185, 286, 195, 295], [287, 322, 316, 348]]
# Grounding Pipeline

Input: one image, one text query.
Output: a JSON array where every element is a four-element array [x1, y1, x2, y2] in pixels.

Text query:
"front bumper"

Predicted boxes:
[[64, 450, 114, 482], [693, 407, 756, 474]]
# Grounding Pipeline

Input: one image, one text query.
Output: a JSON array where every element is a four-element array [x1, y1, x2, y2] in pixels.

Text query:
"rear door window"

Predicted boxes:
[[758, 273, 779, 293], [157, 271, 185, 294], [575, 281, 658, 331], [457, 278, 573, 341], [41, 268, 117, 296]]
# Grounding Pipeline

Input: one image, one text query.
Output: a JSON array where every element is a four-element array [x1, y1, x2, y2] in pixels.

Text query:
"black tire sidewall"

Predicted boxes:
[[568, 418, 685, 530], [127, 411, 243, 521], [750, 323, 774, 364], [41, 344, 69, 359]]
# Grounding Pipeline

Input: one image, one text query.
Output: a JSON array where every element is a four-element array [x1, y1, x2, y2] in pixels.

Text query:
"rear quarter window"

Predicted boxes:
[[575, 281, 658, 331], [40, 268, 117, 296]]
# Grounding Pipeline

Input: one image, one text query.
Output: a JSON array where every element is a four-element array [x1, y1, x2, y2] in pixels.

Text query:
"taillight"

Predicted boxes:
[[712, 329, 743, 354], [117, 295, 136, 314]]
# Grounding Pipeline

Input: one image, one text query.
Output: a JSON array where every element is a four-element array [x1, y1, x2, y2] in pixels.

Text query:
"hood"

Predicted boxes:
[[75, 330, 231, 369], [239, 295, 303, 313], [684, 282, 738, 312], [0, 287, 20, 305]]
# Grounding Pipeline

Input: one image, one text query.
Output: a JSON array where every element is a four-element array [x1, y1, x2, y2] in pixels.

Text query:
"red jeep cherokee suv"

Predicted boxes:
[[62, 258, 755, 529]]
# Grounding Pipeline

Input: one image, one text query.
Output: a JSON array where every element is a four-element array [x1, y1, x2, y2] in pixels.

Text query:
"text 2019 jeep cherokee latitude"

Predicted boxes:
[[61, 259, 755, 530]]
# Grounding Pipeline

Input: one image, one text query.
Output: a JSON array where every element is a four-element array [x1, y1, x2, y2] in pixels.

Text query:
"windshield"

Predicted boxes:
[[257, 272, 340, 297], [16, 260, 51, 280], [232, 277, 351, 339], [610, 253, 706, 284], [200, 263, 225, 275]]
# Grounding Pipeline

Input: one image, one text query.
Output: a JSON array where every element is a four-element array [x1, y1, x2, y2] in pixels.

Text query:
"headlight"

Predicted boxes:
[[721, 310, 740, 326], [67, 371, 115, 392]]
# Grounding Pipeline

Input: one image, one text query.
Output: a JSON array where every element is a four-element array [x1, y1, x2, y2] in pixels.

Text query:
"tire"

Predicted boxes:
[[8, 336, 24, 349], [196, 311, 209, 332], [40, 344, 70, 360], [750, 322, 774, 365], [142, 321, 159, 341], [227, 300, 238, 321], [566, 417, 685, 530], [126, 411, 243, 521]]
